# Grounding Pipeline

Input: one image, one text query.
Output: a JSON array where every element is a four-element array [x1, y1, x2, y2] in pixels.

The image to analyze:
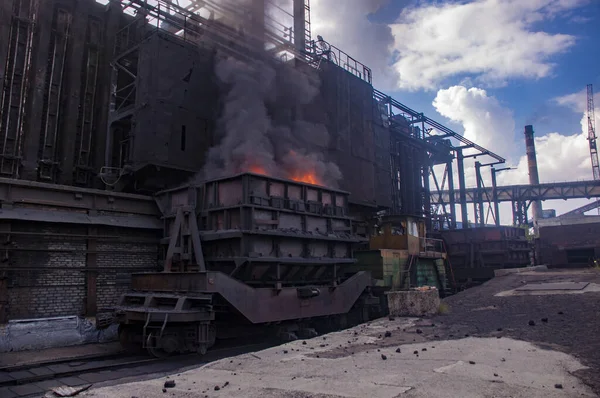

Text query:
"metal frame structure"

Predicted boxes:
[[587, 84, 599, 181], [432, 179, 600, 225], [373, 89, 505, 230], [0, 0, 38, 178]]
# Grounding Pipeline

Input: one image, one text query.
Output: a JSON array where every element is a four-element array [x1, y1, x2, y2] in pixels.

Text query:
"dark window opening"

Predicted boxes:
[[181, 125, 186, 151], [566, 248, 595, 264]]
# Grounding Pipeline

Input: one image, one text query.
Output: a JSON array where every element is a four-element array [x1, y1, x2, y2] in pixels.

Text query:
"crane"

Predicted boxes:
[[587, 84, 599, 180]]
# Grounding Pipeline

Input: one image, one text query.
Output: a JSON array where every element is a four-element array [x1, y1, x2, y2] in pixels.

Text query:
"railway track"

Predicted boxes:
[[0, 341, 275, 397]]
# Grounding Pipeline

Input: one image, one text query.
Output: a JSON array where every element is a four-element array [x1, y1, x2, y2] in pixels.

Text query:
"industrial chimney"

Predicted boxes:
[[524, 125, 543, 227]]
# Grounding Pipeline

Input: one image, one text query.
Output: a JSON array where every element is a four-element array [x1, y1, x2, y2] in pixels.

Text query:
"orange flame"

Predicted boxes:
[[249, 165, 267, 175], [290, 172, 320, 185]]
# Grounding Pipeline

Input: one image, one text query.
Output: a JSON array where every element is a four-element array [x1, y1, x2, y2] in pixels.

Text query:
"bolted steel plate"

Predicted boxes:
[[516, 282, 590, 291]]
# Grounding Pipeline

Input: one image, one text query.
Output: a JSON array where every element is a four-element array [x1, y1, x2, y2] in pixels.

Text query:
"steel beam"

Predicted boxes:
[[491, 168, 500, 226], [86, 226, 98, 316], [456, 148, 469, 227], [0, 221, 9, 324], [446, 161, 457, 229], [0, 176, 158, 215], [293, 0, 306, 52], [130, 270, 372, 324], [475, 161, 484, 227], [431, 179, 600, 204]]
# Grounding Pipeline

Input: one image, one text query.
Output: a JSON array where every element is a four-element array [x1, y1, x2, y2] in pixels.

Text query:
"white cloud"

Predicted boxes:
[[431, 85, 600, 224], [500, 89, 600, 185], [433, 86, 516, 157], [389, 0, 588, 91], [309, 0, 396, 89]]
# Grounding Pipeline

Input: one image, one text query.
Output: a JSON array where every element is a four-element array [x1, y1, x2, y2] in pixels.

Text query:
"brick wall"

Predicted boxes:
[[95, 226, 160, 310], [5, 221, 159, 320]]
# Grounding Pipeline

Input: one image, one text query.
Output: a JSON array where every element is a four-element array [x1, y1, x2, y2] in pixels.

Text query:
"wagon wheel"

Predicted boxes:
[[146, 332, 170, 358]]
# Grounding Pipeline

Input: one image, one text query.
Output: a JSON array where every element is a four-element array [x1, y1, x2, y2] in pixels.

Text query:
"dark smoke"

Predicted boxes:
[[196, 0, 341, 187], [199, 55, 341, 187]]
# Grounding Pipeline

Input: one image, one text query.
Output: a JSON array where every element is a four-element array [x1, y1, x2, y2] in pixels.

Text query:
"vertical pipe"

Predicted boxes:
[[456, 148, 468, 227], [422, 161, 431, 231], [524, 125, 542, 228], [293, 0, 306, 52], [251, 0, 266, 50], [491, 168, 500, 226], [446, 160, 457, 229], [475, 161, 484, 227]]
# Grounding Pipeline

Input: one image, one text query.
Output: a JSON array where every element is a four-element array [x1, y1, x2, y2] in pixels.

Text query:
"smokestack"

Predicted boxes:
[[293, 0, 306, 52], [525, 125, 543, 226]]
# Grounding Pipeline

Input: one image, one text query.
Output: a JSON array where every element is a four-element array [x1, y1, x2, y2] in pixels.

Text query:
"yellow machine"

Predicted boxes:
[[354, 216, 449, 292]]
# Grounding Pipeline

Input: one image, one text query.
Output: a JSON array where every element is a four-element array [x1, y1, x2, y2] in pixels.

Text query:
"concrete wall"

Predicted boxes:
[[5, 222, 159, 320]]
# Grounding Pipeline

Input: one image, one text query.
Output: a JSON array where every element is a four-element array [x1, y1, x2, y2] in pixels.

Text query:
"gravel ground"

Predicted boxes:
[[412, 268, 600, 394]]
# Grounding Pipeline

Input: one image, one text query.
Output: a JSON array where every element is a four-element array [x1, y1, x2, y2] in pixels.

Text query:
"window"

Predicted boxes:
[[180, 125, 186, 151]]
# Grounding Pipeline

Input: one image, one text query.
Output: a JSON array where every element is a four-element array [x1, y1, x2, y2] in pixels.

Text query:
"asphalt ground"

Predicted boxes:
[[422, 268, 600, 394]]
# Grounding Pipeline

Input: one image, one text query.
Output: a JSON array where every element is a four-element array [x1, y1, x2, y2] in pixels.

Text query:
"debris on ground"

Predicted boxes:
[[164, 380, 176, 388], [45, 385, 93, 397]]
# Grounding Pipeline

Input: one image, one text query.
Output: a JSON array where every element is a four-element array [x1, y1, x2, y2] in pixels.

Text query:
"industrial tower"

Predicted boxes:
[[587, 84, 599, 180]]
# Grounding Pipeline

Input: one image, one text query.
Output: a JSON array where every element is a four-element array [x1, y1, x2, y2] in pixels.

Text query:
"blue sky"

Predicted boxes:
[[378, 0, 600, 156]]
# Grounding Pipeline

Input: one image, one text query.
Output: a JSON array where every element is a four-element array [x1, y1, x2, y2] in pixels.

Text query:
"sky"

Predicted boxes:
[[308, 0, 600, 224]]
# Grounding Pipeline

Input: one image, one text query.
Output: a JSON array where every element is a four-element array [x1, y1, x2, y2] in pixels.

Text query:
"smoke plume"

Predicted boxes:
[[196, 0, 341, 187], [201, 55, 341, 187]]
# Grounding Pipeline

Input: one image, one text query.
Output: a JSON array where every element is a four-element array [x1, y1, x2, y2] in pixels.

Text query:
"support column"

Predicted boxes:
[[423, 162, 431, 230], [59, 3, 87, 185], [0, 222, 10, 324], [456, 148, 468, 227], [491, 168, 500, 226], [446, 160, 457, 229], [85, 226, 98, 316], [251, 0, 266, 50], [293, 0, 306, 52], [475, 161, 484, 227]]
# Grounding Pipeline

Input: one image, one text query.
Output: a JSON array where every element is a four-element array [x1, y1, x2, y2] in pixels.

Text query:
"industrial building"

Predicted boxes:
[[1, 0, 599, 351]]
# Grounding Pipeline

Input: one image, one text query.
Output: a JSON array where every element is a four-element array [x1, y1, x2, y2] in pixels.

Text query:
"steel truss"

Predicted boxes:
[[373, 90, 505, 228]]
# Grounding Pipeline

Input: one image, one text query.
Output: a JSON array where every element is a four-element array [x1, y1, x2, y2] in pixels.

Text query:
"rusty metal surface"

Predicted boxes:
[[0, 207, 161, 229], [130, 270, 372, 324], [158, 173, 362, 278], [0, 176, 158, 215], [0, 0, 127, 185], [440, 226, 531, 281], [537, 221, 600, 267]]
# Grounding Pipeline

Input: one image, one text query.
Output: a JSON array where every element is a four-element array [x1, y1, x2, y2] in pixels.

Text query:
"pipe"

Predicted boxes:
[[491, 168, 500, 226], [456, 148, 469, 227], [293, 0, 306, 52], [475, 161, 484, 226], [446, 160, 457, 229], [251, 0, 266, 49], [524, 125, 543, 227]]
